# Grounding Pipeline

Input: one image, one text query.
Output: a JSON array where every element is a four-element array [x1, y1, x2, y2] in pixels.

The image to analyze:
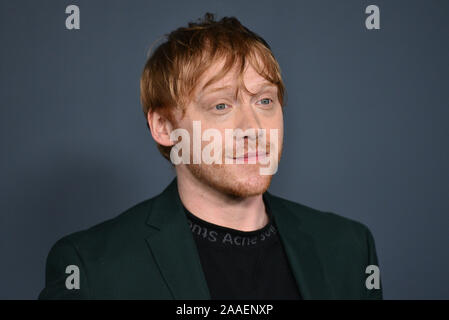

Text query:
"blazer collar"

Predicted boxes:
[[145, 178, 334, 299], [263, 192, 335, 299], [145, 178, 211, 299]]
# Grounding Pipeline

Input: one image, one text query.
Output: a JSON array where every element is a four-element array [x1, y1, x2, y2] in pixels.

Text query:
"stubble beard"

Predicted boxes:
[[185, 143, 283, 198]]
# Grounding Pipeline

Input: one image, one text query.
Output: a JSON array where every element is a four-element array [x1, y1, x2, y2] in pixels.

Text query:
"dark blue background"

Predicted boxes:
[[1, 0, 448, 299]]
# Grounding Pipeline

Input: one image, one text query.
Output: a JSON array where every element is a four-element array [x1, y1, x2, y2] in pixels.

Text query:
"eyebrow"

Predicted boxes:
[[198, 82, 277, 100], [204, 85, 234, 94]]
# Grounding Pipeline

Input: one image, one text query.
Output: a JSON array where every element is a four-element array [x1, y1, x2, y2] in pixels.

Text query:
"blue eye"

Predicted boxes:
[[215, 103, 228, 110], [259, 98, 273, 105]]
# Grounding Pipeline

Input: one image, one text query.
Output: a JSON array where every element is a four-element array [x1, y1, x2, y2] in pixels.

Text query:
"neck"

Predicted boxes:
[[176, 168, 268, 232]]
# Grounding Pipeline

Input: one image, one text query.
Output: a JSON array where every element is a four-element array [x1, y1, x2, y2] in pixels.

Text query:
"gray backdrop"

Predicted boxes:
[[1, 0, 448, 299]]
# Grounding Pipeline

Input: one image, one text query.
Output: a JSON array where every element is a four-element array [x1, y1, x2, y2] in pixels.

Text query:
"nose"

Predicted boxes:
[[236, 102, 263, 141]]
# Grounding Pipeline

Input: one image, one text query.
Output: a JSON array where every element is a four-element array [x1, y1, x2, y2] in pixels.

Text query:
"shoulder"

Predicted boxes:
[[48, 195, 156, 260], [39, 196, 159, 299], [269, 193, 382, 299], [268, 193, 374, 252]]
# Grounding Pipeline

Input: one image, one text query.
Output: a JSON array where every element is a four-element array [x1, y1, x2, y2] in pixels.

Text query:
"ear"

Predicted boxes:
[[147, 110, 175, 148]]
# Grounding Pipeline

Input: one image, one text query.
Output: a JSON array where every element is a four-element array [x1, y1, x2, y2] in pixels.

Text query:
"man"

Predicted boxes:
[[39, 12, 382, 300]]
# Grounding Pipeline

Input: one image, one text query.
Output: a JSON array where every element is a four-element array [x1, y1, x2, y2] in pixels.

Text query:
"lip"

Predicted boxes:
[[231, 151, 269, 162]]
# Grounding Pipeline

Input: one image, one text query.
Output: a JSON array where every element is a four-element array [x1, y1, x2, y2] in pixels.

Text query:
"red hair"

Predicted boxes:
[[140, 12, 286, 160]]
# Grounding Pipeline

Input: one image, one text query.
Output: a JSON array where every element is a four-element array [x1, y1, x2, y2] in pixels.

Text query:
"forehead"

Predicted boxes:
[[194, 57, 276, 101]]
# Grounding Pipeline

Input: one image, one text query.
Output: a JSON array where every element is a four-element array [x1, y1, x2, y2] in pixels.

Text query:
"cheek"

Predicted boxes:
[[264, 110, 283, 131], [266, 112, 283, 146], [275, 110, 284, 136]]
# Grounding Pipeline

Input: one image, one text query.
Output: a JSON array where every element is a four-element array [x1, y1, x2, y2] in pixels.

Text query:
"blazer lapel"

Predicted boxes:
[[144, 178, 211, 299], [263, 192, 335, 299], [144, 178, 333, 300]]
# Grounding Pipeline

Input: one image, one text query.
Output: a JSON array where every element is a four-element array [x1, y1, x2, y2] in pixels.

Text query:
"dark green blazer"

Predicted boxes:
[[38, 178, 382, 300]]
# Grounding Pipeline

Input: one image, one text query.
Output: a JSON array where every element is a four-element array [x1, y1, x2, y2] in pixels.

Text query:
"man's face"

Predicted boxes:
[[173, 57, 284, 197]]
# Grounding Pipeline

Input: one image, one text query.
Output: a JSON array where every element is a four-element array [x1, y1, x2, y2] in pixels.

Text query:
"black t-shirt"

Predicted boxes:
[[183, 202, 303, 300]]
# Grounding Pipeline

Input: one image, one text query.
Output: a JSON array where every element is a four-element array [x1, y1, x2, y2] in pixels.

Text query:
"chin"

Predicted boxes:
[[187, 163, 273, 198]]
